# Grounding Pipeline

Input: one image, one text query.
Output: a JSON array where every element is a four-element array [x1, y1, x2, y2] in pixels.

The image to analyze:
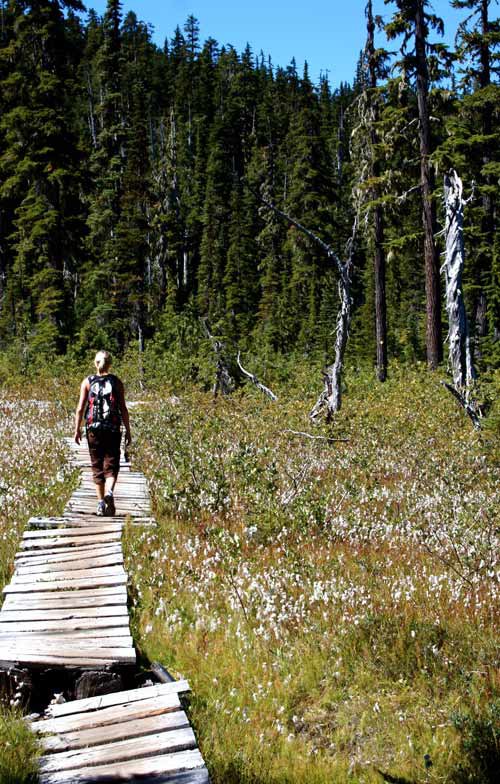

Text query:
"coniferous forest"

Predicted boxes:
[[0, 0, 499, 374]]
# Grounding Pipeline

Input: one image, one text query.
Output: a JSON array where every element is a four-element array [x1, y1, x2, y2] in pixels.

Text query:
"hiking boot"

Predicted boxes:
[[104, 493, 115, 517], [96, 500, 106, 516]]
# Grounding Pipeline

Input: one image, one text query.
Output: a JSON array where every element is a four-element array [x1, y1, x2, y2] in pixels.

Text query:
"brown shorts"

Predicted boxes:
[[87, 429, 121, 484]]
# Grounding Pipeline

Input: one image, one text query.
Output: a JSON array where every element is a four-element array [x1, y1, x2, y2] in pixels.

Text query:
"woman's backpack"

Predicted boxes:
[[86, 374, 121, 431]]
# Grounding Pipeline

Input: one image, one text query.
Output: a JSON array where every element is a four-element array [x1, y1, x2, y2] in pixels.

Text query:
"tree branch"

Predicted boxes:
[[283, 429, 349, 444], [237, 353, 277, 401]]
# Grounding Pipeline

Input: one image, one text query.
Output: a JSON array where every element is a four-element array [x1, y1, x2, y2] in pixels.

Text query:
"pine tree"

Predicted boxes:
[[282, 63, 335, 352], [79, 0, 125, 351], [385, 0, 449, 369], [352, 0, 391, 380], [114, 79, 151, 351]]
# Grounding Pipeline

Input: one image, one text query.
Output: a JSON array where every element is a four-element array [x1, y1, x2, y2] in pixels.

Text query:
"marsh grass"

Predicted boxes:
[[0, 708, 40, 784], [0, 389, 77, 774], [0, 365, 498, 782], [123, 366, 499, 783]]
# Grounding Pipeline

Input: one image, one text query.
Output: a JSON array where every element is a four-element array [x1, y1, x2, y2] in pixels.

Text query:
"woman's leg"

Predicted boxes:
[[87, 430, 106, 508], [103, 430, 121, 515]]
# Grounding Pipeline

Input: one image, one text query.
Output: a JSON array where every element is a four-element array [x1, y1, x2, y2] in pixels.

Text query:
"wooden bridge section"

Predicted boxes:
[[34, 680, 207, 783], [0, 435, 209, 782]]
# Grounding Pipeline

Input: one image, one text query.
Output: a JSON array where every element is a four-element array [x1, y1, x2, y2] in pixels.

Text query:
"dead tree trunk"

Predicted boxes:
[[442, 171, 480, 429], [201, 319, 236, 397], [254, 190, 356, 420], [310, 229, 355, 421]]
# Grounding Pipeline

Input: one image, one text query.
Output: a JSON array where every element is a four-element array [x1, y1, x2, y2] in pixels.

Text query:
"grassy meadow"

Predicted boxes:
[[0, 389, 77, 783], [0, 362, 498, 782]]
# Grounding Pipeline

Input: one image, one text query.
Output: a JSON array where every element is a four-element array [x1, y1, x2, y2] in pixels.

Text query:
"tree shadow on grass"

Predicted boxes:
[[375, 769, 417, 784]]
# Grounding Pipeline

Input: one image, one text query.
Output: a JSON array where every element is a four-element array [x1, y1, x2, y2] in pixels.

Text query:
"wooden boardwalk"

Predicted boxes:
[[0, 434, 209, 782], [0, 438, 145, 668], [33, 680, 208, 783]]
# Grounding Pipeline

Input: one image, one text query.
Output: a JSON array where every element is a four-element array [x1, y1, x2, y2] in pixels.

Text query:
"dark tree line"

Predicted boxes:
[[0, 0, 498, 373]]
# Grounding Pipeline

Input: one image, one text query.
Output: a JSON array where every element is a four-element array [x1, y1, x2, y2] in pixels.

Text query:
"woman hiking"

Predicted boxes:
[[74, 350, 132, 516]]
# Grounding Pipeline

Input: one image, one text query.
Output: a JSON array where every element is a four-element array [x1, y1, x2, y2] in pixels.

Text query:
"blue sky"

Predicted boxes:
[[83, 1, 469, 85]]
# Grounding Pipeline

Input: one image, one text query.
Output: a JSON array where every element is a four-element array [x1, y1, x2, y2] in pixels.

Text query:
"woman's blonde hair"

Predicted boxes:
[[94, 350, 112, 373]]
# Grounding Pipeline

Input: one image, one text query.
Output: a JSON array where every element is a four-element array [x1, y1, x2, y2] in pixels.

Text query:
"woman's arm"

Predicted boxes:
[[74, 378, 90, 444], [117, 379, 132, 445]]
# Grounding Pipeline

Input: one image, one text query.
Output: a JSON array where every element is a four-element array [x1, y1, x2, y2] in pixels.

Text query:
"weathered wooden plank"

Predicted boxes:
[[67, 461, 132, 469], [15, 549, 123, 569], [0, 652, 133, 667], [15, 555, 123, 574], [23, 527, 123, 539], [74, 479, 142, 485], [76, 487, 146, 493], [17, 540, 122, 556], [78, 479, 145, 486], [0, 634, 133, 647], [38, 748, 205, 784], [73, 487, 148, 494], [0, 629, 132, 642], [0, 644, 134, 662], [12, 565, 126, 583], [16, 543, 122, 561], [64, 505, 149, 520], [34, 693, 182, 734], [42, 711, 190, 752], [28, 522, 125, 532], [105, 770, 209, 784], [65, 509, 148, 517], [47, 680, 191, 718], [1, 585, 125, 605], [72, 486, 148, 494], [0, 616, 130, 632], [0, 606, 128, 622], [20, 532, 121, 550], [40, 727, 196, 773], [3, 574, 127, 593], [1, 594, 126, 612], [60, 515, 155, 526]]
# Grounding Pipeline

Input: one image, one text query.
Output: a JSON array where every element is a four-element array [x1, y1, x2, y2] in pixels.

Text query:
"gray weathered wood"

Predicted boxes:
[[42, 711, 190, 752], [20, 532, 121, 550], [48, 680, 191, 717], [0, 607, 128, 622], [0, 633, 133, 646], [1, 585, 125, 605], [0, 616, 130, 632], [3, 574, 127, 593], [12, 565, 126, 583], [40, 727, 196, 772], [0, 643, 134, 661], [34, 693, 182, 734], [23, 526, 123, 539], [38, 748, 205, 784], [15, 550, 123, 570]]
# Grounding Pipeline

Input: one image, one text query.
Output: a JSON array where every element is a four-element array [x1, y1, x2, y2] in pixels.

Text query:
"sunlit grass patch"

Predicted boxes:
[[0, 396, 77, 589], [0, 707, 40, 784], [123, 366, 499, 783], [0, 390, 77, 779]]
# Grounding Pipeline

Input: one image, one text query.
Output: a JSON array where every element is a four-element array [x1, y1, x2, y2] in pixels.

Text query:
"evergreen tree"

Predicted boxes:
[[114, 80, 151, 351], [385, 0, 449, 369], [79, 0, 125, 351], [352, 1, 390, 380], [0, 0, 84, 357], [282, 63, 335, 352]]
